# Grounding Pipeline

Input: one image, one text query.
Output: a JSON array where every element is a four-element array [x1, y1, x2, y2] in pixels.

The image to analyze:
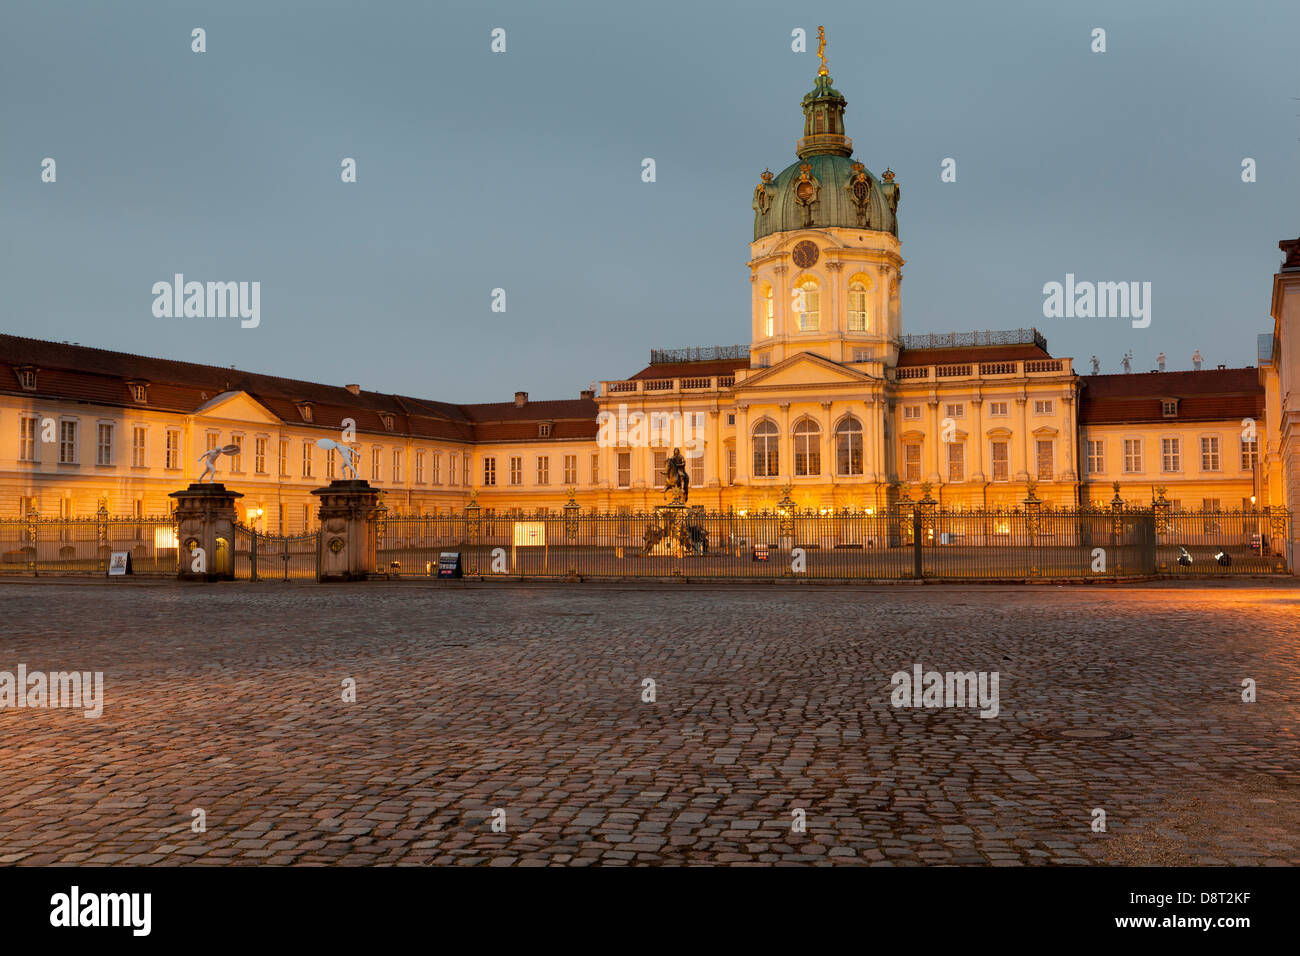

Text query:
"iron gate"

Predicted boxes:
[[233, 525, 320, 581]]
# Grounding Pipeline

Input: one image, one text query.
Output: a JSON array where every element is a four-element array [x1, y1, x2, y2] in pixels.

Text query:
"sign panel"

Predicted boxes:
[[108, 551, 132, 576], [437, 552, 462, 579]]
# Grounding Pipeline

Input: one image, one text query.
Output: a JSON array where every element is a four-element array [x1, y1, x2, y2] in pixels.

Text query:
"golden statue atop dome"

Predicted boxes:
[[817, 25, 828, 76]]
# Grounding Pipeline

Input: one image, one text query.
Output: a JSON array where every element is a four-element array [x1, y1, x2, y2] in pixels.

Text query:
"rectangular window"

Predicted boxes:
[[1161, 400, 1178, 417], [1036, 439, 1054, 480], [591, 453, 600, 485], [326, 447, 337, 479], [463, 456, 470, 486], [278, 439, 289, 476], [302, 504, 311, 532], [449, 453, 458, 486], [509, 456, 522, 485], [133, 426, 148, 467], [1086, 439, 1103, 476], [944, 403, 964, 419], [1033, 399, 1053, 416], [947, 443, 964, 482], [991, 440, 1009, 481], [371, 447, 381, 482], [1200, 436, 1220, 471], [301, 441, 313, 478], [431, 452, 441, 485], [1123, 439, 1143, 474], [727, 447, 736, 483], [59, 420, 78, 464], [690, 452, 704, 487], [1161, 437, 1181, 472], [904, 442, 922, 482], [653, 450, 667, 488], [483, 457, 496, 486], [167, 430, 182, 469], [563, 454, 577, 485], [19, 417, 37, 461], [536, 456, 549, 485], [1240, 438, 1258, 471], [96, 423, 114, 465], [415, 451, 425, 484], [617, 452, 631, 488], [903, 405, 922, 421], [988, 401, 1009, 418], [206, 432, 219, 453], [254, 437, 267, 474], [852, 348, 870, 362], [392, 449, 402, 483], [230, 434, 243, 472]]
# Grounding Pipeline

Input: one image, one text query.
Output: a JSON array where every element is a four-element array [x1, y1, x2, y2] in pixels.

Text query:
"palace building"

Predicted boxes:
[[1, 49, 1296, 553]]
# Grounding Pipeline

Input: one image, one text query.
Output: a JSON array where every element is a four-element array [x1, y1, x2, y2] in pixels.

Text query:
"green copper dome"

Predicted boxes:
[[751, 69, 900, 241]]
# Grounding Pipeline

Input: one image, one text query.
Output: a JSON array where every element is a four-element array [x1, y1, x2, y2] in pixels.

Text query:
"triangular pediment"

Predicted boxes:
[[736, 351, 879, 392], [193, 390, 281, 425]]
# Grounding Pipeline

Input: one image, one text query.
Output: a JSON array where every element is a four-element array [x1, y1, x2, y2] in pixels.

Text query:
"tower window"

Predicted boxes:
[[795, 279, 820, 332], [848, 281, 868, 332]]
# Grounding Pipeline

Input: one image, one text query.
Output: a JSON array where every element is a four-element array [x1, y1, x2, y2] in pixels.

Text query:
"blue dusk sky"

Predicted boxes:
[[2, 0, 1298, 401]]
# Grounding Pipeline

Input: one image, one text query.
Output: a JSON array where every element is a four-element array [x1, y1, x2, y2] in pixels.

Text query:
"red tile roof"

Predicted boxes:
[[1078, 368, 1263, 425], [0, 334, 592, 443], [628, 359, 750, 380]]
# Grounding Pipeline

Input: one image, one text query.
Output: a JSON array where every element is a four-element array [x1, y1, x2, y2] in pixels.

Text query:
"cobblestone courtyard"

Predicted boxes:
[[0, 581, 1296, 866]]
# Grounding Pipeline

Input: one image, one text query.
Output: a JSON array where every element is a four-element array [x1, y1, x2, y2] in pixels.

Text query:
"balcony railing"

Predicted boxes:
[[893, 358, 1072, 383], [600, 375, 738, 397]]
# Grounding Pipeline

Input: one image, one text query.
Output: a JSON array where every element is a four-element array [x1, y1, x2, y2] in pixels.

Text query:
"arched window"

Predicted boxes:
[[793, 419, 821, 476], [836, 417, 864, 476], [848, 280, 868, 331], [752, 420, 779, 477], [762, 283, 774, 337], [795, 278, 820, 332]]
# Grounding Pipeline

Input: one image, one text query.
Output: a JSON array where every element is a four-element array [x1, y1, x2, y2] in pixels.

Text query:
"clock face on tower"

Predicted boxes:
[[791, 241, 819, 268]]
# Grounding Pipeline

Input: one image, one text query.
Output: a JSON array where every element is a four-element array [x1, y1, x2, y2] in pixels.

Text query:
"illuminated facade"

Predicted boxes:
[[0, 55, 1288, 529]]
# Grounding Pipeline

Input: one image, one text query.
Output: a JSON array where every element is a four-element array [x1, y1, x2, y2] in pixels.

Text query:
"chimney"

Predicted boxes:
[[345, 384, 360, 395], [514, 391, 528, 407], [580, 388, 595, 401]]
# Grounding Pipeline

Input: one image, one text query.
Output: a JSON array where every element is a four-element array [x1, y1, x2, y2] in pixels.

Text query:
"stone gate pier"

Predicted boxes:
[[169, 483, 243, 581], [312, 479, 382, 582]]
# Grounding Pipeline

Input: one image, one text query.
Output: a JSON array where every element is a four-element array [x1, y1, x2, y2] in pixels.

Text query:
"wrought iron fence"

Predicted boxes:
[[372, 506, 1291, 581], [0, 513, 179, 576], [233, 525, 319, 581]]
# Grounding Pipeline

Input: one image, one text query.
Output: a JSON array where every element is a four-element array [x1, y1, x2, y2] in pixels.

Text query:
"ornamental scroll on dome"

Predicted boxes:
[[847, 161, 872, 228], [752, 169, 775, 216], [794, 162, 820, 228]]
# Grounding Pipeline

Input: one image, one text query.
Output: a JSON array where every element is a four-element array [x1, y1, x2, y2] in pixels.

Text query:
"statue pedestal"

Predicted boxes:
[[646, 503, 688, 557], [169, 483, 243, 581], [312, 480, 382, 582]]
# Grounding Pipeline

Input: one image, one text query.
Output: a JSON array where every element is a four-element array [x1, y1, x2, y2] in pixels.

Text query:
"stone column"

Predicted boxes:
[[970, 396, 985, 482], [779, 402, 792, 482], [170, 483, 243, 581], [926, 396, 941, 484], [312, 478, 382, 582], [1014, 395, 1030, 481], [1061, 394, 1077, 480], [734, 404, 750, 484], [861, 397, 877, 483]]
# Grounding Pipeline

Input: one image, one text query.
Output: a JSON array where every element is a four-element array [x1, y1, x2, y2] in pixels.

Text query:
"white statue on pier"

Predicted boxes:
[[197, 444, 241, 482], [315, 438, 361, 480]]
